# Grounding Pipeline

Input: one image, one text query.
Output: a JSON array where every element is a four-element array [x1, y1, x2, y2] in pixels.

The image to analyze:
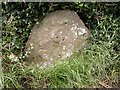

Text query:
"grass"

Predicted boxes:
[[2, 2, 120, 88], [3, 43, 119, 88]]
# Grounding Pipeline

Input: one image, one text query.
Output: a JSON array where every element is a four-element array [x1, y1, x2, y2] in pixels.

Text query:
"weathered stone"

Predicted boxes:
[[26, 10, 90, 68]]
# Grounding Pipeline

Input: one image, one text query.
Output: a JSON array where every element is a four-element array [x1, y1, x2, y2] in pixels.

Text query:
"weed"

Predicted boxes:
[[1, 2, 120, 88]]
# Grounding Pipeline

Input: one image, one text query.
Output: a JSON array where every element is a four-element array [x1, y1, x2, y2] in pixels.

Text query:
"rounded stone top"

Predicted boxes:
[[26, 10, 90, 68]]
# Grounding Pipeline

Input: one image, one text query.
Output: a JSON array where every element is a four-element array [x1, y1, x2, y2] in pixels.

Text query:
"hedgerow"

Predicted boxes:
[[1, 2, 120, 88]]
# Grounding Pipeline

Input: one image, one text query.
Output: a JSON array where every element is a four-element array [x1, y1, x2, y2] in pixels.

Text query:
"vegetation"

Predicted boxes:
[[1, 2, 120, 88]]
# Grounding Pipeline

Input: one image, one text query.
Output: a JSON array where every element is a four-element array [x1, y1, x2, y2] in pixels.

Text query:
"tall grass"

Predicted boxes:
[[2, 2, 120, 88]]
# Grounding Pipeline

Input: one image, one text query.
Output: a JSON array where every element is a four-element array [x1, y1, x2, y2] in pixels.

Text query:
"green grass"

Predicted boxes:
[[3, 16, 120, 88], [2, 2, 120, 88], [3, 42, 119, 88]]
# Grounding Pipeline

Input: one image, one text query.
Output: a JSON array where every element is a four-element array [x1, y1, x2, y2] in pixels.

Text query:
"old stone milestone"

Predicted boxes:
[[26, 10, 90, 68]]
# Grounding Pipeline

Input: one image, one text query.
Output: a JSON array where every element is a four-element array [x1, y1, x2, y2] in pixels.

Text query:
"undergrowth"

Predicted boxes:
[[1, 2, 120, 88]]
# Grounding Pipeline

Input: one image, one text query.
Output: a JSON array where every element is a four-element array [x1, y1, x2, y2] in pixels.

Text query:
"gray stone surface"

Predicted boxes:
[[26, 10, 90, 68]]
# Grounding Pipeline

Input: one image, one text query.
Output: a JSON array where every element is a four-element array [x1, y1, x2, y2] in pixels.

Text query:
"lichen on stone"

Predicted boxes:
[[26, 10, 90, 68]]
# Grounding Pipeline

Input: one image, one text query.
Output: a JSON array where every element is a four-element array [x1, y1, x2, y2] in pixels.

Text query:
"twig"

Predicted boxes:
[[99, 81, 113, 88]]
